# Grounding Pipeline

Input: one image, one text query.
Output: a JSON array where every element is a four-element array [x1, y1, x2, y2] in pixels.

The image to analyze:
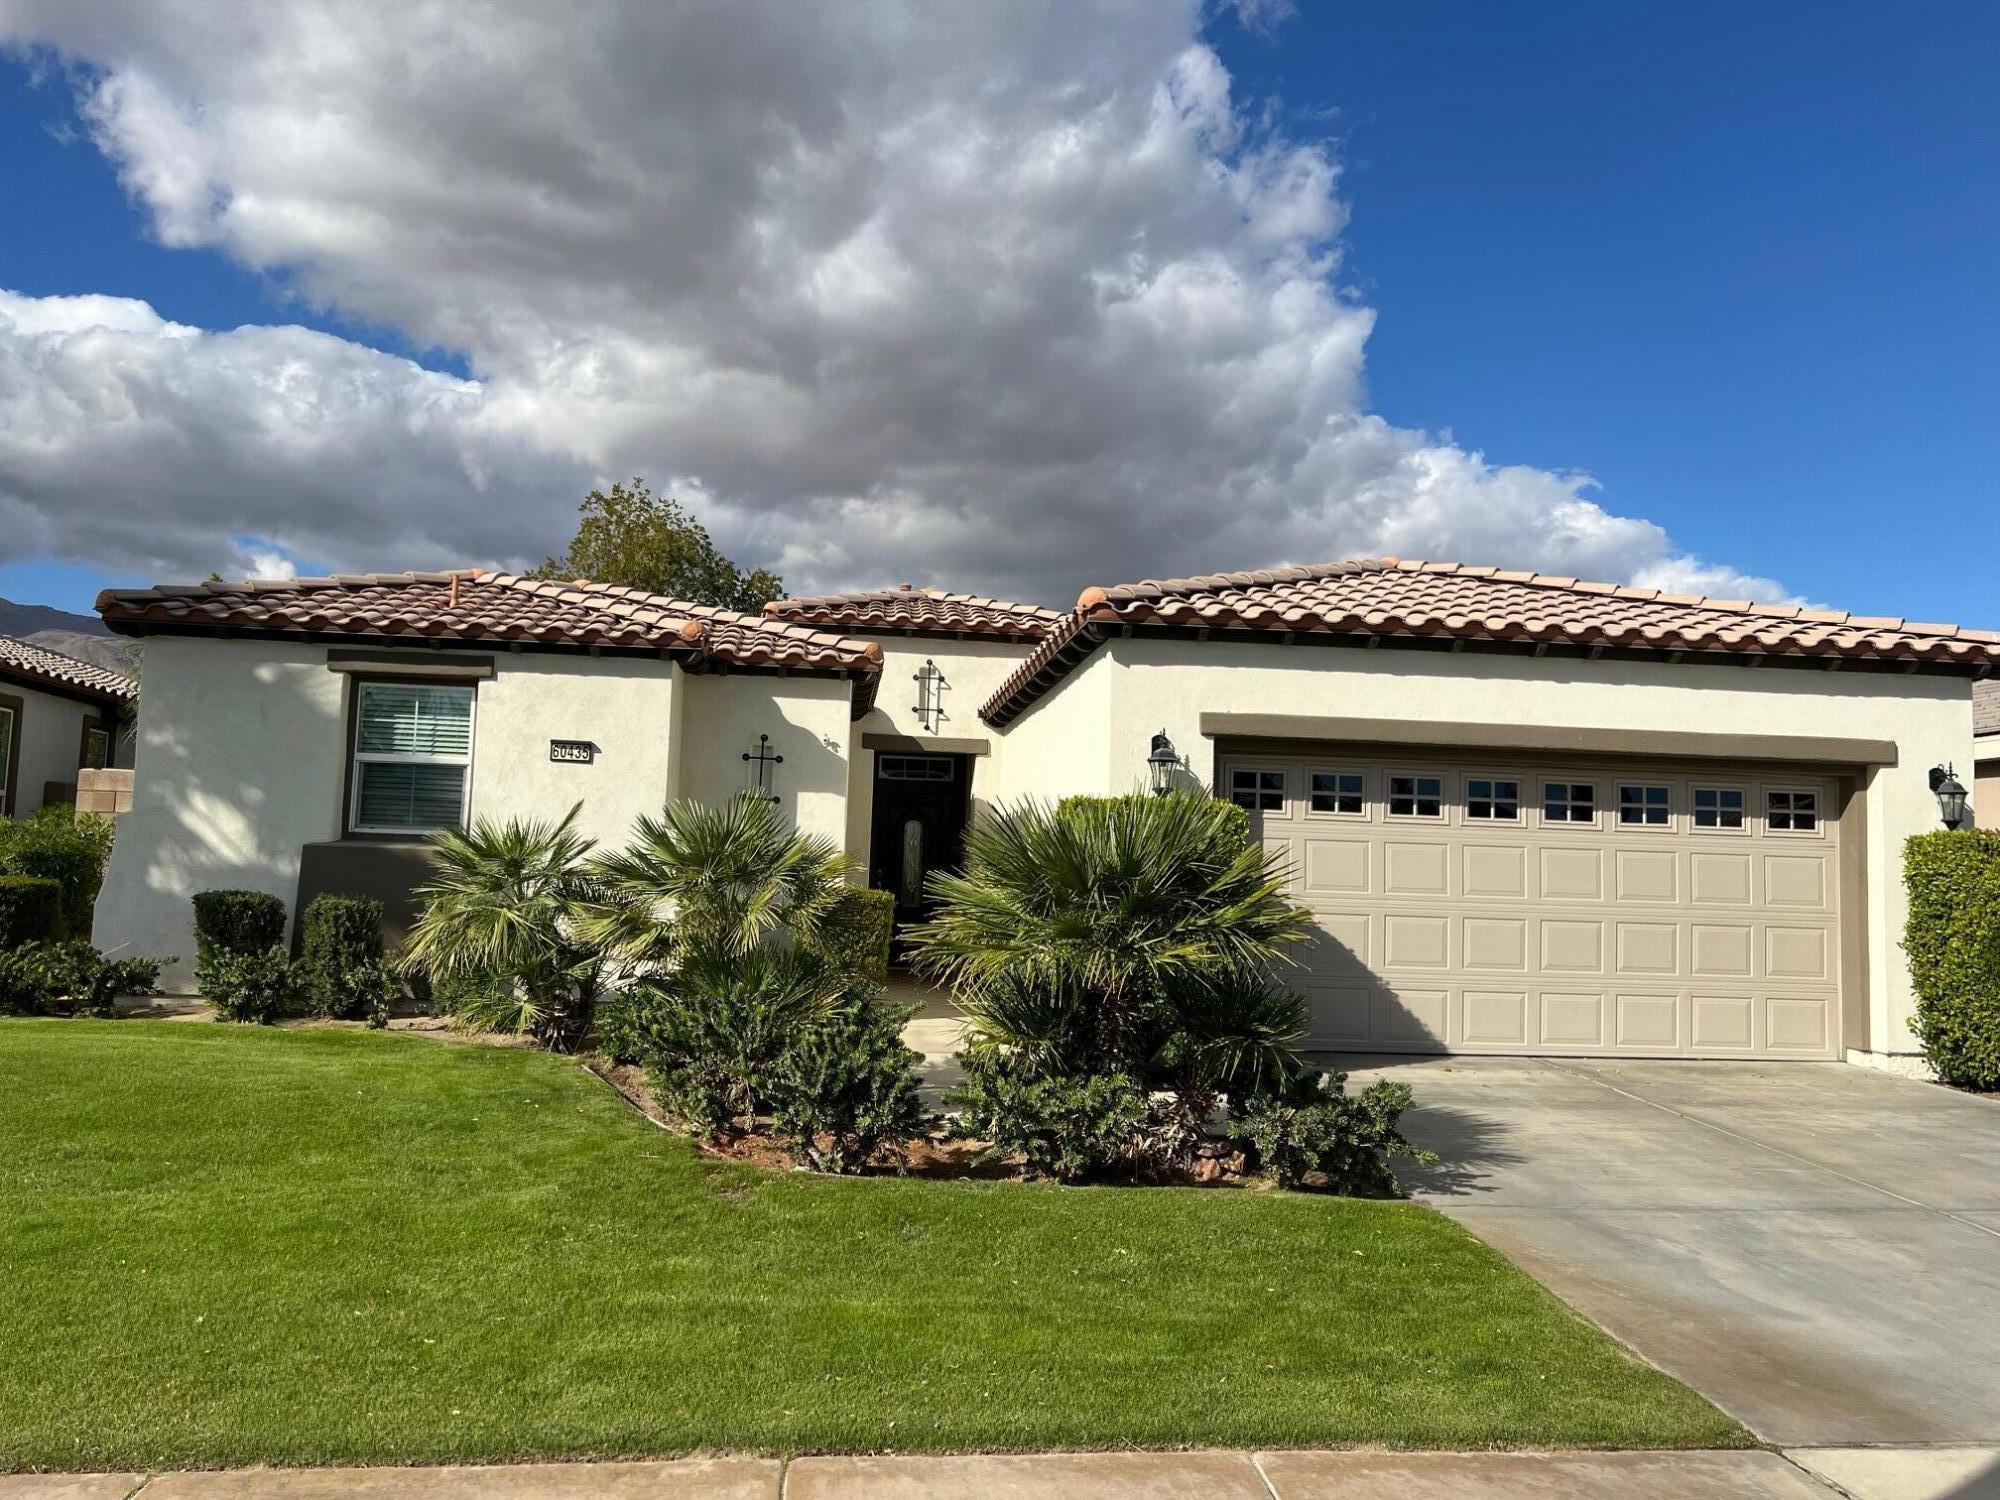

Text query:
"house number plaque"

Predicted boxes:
[[549, 739, 596, 764]]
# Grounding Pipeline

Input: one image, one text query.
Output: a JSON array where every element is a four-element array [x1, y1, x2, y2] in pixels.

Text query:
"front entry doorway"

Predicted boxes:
[[868, 752, 971, 953]]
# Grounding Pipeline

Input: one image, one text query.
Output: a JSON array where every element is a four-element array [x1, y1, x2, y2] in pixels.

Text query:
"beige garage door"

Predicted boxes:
[[1223, 751, 1843, 1059]]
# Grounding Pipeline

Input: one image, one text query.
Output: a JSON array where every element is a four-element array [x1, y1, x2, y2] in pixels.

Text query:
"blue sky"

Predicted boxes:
[[0, 2, 1993, 624]]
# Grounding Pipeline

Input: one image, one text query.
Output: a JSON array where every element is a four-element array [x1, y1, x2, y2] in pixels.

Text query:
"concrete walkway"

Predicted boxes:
[[9, 1448, 1968, 1499]]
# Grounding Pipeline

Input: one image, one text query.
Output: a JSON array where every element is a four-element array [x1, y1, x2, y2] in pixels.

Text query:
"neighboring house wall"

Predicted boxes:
[[0, 678, 122, 818], [991, 636, 1972, 1062], [1977, 747, 1999, 830]]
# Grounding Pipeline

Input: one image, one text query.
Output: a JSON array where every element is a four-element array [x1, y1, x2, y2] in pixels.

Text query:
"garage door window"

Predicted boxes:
[[1309, 771, 1365, 816], [1543, 781, 1597, 825], [1387, 774, 1443, 819], [1618, 784, 1672, 827], [1229, 768, 1285, 812], [1767, 788, 1820, 834], [1465, 778, 1519, 820], [1693, 786, 1746, 830]]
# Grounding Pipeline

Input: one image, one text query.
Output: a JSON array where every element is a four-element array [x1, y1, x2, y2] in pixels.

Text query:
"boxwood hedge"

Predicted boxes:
[[1904, 829, 2000, 1090]]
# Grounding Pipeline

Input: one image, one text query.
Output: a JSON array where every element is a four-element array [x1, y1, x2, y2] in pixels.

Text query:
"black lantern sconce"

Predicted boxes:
[[743, 733, 784, 805], [1147, 730, 1180, 797], [1929, 764, 1969, 830], [912, 659, 949, 734]]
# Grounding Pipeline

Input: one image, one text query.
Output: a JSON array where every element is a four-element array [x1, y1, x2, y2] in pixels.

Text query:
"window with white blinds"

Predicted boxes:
[[350, 682, 474, 833]]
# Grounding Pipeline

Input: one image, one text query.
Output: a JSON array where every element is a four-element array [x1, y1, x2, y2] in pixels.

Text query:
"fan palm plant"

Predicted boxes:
[[400, 806, 603, 1051], [581, 794, 847, 968], [907, 793, 1314, 1077]]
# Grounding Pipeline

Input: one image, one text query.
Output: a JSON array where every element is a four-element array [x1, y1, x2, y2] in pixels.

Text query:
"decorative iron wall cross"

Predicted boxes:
[[912, 659, 949, 734], [742, 733, 784, 804]]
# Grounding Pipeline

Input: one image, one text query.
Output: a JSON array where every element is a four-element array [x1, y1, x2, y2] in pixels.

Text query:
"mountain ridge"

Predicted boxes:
[[0, 597, 138, 675]]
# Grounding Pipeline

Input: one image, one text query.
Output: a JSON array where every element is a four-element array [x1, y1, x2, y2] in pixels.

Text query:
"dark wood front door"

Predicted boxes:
[[869, 752, 970, 938]]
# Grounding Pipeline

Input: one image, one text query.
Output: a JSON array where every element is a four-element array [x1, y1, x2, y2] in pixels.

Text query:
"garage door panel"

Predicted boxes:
[[1234, 753, 1842, 1061]]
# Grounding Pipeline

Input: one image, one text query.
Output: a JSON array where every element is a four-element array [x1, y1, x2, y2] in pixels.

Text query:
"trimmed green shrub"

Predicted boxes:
[[299, 894, 387, 1018], [770, 996, 929, 1172], [945, 1050, 1152, 1182], [0, 942, 167, 1017], [197, 948, 298, 1024], [1904, 829, 2000, 1089], [1230, 1071, 1438, 1195], [192, 890, 288, 964], [805, 886, 897, 984], [0, 808, 116, 939], [0, 875, 62, 949]]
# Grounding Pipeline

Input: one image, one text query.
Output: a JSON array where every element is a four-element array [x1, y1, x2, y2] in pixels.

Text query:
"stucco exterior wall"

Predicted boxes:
[[1, 679, 116, 817], [842, 637, 1037, 867], [991, 646, 1120, 803], [675, 672, 855, 855], [1024, 636, 1972, 1061], [94, 637, 347, 982], [1977, 747, 1999, 830], [465, 654, 679, 852]]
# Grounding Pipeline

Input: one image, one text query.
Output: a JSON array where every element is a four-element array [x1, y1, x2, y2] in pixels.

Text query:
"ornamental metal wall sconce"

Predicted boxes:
[[1929, 763, 1969, 830], [912, 659, 949, 734], [743, 733, 784, 805], [1147, 729, 1181, 796]]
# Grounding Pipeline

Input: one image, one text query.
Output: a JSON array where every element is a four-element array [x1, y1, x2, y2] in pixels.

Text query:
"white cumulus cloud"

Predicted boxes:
[[0, 0, 1789, 604]]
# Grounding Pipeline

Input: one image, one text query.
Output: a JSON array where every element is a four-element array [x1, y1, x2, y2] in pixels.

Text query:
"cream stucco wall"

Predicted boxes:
[[95, 637, 860, 986], [1977, 746, 1999, 830], [988, 636, 1975, 1061], [842, 637, 1038, 870], [1, 678, 119, 818], [675, 671, 856, 855]]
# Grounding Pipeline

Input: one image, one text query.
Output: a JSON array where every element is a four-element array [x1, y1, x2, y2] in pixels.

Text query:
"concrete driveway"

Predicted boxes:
[[1341, 1055, 2000, 1447]]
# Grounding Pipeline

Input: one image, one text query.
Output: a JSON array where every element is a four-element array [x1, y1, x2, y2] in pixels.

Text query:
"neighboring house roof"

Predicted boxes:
[[97, 571, 884, 712], [982, 557, 2000, 728], [0, 634, 137, 704], [765, 585, 1063, 641], [1977, 680, 2000, 742]]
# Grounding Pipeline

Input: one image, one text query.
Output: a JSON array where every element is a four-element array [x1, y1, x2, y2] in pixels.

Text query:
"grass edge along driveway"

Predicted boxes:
[[0, 1021, 1746, 1470]]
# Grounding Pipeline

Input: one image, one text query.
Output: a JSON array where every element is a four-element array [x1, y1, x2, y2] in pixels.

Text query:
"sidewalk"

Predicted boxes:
[[16, 1447, 2000, 1499]]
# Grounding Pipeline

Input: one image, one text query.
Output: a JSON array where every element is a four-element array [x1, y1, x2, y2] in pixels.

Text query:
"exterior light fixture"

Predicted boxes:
[[1929, 764, 1969, 830], [1147, 730, 1180, 796], [743, 733, 784, 805]]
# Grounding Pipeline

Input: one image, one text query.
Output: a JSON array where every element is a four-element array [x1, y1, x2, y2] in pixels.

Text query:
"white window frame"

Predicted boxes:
[[1464, 775, 1521, 822], [1616, 782, 1674, 831], [1539, 779, 1600, 829], [348, 681, 477, 836], [0, 703, 15, 817], [1691, 784, 1749, 835], [1385, 770, 1446, 821], [1764, 786, 1825, 838], [1306, 767, 1368, 819]]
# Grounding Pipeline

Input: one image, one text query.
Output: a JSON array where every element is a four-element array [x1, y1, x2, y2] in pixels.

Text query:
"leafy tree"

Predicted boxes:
[[535, 478, 783, 612]]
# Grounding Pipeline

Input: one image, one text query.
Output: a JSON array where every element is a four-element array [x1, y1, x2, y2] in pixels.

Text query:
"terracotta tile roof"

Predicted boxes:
[[97, 571, 884, 690], [0, 634, 137, 702], [983, 557, 2000, 727], [765, 585, 1062, 640], [1977, 681, 2000, 739]]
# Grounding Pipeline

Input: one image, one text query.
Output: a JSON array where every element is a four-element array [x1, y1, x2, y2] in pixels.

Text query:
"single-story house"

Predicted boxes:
[[92, 559, 1994, 1071], [1975, 681, 1998, 829], [0, 635, 136, 819]]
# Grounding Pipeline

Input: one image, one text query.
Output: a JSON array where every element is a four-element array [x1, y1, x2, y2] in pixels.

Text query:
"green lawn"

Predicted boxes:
[[0, 1021, 1744, 1469]]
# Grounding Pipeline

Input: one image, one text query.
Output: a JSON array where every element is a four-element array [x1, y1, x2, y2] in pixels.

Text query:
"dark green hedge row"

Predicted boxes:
[[807, 887, 896, 985], [1904, 829, 2000, 1090], [0, 876, 62, 949], [191, 890, 288, 963], [0, 808, 115, 940]]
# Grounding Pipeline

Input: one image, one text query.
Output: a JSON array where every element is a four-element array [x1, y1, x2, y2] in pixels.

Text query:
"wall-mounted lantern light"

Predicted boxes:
[[1929, 764, 1969, 830], [912, 659, 949, 734], [1147, 730, 1180, 797], [743, 733, 784, 805]]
